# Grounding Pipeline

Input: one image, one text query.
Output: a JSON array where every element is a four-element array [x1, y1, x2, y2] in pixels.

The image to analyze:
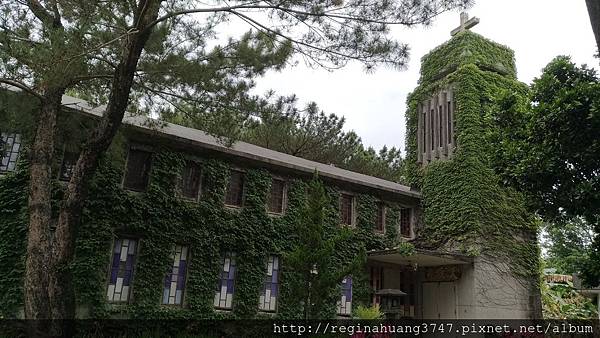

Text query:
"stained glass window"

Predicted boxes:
[[107, 238, 138, 302], [259, 255, 279, 312], [0, 132, 21, 174], [340, 194, 354, 226], [267, 179, 285, 214], [400, 208, 412, 237], [214, 252, 236, 309], [123, 148, 152, 191], [337, 276, 352, 316], [59, 151, 78, 181], [179, 161, 202, 200], [375, 204, 385, 232], [224, 171, 244, 207], [162, 245, 189, 306]]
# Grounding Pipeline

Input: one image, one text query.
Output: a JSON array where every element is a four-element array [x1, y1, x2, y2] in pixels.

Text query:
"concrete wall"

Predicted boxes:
[[419, 259, 533, 320], [431, 258, 533, 319]]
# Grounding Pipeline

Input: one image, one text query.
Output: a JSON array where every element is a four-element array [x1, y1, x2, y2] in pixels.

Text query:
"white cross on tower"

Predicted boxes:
[[450, 12, 480, 36]]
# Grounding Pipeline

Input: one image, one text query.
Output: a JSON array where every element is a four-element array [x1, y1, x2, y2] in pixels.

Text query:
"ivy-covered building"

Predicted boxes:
[[0, 21, 541, 320]]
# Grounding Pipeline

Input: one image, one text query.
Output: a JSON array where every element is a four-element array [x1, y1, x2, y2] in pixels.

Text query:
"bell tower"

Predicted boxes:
[[416, 12, 482, 165], [412, 12, 517, 166], [406, 14, 542, 319]]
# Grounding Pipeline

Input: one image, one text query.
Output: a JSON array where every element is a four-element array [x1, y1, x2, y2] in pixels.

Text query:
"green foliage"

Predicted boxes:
[[0, 128, 410, 319], [353, 303, 383, 319], [395, 241, 415, 256], [495, 56, 600, 222], [541, 281, 598, 319], [0, 157, 28, 318], [418, 31, 516, 84], [494, 56, 600, 286], [284, 176, 365, 319], [543, 218, 595, 276], [405, 32, 540, 280]]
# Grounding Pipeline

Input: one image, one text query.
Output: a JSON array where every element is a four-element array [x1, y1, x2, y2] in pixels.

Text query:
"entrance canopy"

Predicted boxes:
[[367, 248, 472, 267]]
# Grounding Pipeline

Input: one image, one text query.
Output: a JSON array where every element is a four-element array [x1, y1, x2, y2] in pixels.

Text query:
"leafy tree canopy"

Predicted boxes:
[[495, 56, 600, 286], [542, 218, 594, 276]]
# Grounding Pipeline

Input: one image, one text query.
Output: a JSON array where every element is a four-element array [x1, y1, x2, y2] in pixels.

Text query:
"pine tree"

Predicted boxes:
[[284, 175, 363, 319]]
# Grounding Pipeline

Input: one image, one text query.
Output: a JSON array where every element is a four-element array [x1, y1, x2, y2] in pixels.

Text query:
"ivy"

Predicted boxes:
[[405, 32, 541, 280], [0, 128, 412, 320], [0, 157, 28, 318], [418, 31, 516, 85]]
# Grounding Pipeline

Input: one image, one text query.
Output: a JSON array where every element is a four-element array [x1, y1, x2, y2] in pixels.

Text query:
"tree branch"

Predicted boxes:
[[27, 0, 61, 28], [0, 78, 43, 100]]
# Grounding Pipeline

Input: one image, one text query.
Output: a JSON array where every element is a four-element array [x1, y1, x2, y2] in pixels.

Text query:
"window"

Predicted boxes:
[[107, 238, 138, 303], [400, 208, 412, 237], [162, 245, 189, 306], [375, 204, 385, 232], [447, 100, 453, 145], [438, 104, 443, 147], [214, 252, 236, 310], [340, 194, 354, 226], [417, 89, 455, 165], [224, 170, 244, 207], [430, 108, 434, 151], [0, 132, 21, 174], [179, 161, 202, 200], [370, 266, 384, 305], [267, 178, 286, 214], [398, 268, 417, 318], [59, 151, 78, 181], [123, 148, 152, 191], [337, 276, 352, 316], [421, 110, 426, 156], [259, 255, 280, 312]]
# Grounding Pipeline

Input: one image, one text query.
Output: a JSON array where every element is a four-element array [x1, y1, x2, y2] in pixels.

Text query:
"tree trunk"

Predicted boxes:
[[24, 88, 63, 335], [586, 0, 600, 54], [48, 0, 163, 326]]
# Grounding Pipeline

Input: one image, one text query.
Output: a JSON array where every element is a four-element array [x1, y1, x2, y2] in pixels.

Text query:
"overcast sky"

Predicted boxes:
[[248, 0, 598, 153]]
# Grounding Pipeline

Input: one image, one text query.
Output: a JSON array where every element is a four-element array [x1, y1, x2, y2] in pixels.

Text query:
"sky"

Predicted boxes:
[[247, 0, 598, 154]]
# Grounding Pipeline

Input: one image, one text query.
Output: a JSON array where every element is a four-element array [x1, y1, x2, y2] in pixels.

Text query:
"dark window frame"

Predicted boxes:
[[267, 177, 287, 215], [224, 169, 245, 207], [339, 193, 355, 226], [399, 208, 412, 238], [122, 146, 153, 192], [178, 160, 203, 201], [375, 203, 386, 233], [58, 149, 79, 182]]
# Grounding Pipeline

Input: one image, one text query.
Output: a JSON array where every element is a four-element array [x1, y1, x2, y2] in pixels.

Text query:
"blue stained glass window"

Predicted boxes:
[[337, 276, 352, 316], [213, 252, 236, 309], [107, 238, 138, 302], [162, 245, 189, 305], [259, 255, 279, 311], [0, 132, 21, 173]]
